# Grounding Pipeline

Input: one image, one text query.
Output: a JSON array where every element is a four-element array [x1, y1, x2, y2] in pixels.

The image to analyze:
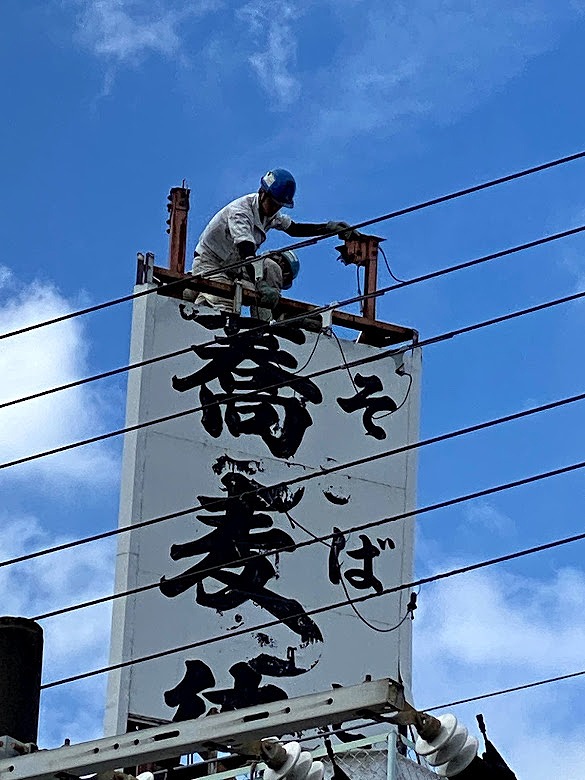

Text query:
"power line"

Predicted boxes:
[[8, 369, 585, 581], [4, 221, 584, 412], [2, 150, 584, 343], [30, 454, 585, 622], [426, 668, 585, 712], [0, 346, 194, 412], [213, 152, 585, 266], [40, 520, 585, 690], [3, 282, 585, 473]]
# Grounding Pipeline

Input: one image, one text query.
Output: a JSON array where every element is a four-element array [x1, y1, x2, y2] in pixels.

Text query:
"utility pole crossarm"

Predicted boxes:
[[0, 679, 404, 780]]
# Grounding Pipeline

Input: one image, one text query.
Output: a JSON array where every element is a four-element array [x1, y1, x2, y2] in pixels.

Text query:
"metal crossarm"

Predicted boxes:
[[0, 679, 404, 780]]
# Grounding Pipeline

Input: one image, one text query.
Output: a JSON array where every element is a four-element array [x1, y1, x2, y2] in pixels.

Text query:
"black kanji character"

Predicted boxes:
[[164, 659, 215, 722], [159, 469, 323, 645], [337, 373, 397, 440], [203, 662, 287, 711], [172, 319, 322, 458]]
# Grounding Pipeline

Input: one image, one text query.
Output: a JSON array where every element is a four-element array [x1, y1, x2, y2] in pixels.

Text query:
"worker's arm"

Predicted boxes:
[[236, 240, 256, 260], [283, 220, 352, 238]]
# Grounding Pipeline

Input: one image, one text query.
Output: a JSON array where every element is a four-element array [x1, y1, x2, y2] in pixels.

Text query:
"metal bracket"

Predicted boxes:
[[232, 281, 244, 314], [136, 252, 155, 286], [0, 738, 36, 761], [0, 679, 404, 780], [251, 260, 264, 282], [320, 304, 337, 331]]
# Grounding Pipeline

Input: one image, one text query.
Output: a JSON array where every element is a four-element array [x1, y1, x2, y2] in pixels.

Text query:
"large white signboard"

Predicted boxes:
[[105, 288, 421, 736]]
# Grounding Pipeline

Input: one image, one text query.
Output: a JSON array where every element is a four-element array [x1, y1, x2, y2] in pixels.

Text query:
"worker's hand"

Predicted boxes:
[[326, 220, 353, 239], [256, 280, 280, 309]]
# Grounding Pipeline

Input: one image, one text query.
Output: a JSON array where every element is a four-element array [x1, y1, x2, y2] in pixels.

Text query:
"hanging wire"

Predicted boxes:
[[29, 453, 585, 623], [40, 520, 585, 690], [8, 375, 585, 589], [379, 245, 406, 285], [285, 510, 412, 635]]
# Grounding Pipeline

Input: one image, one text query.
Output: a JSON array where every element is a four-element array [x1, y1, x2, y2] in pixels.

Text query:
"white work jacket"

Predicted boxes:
[[192, 193, 292, 277]]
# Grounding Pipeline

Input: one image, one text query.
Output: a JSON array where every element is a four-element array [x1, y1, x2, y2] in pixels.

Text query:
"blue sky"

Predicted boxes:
[[2, 0, 585, 776]]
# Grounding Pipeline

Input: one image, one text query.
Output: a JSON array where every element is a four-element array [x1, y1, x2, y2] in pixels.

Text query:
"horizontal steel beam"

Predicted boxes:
[[0, 679, 404, 780]]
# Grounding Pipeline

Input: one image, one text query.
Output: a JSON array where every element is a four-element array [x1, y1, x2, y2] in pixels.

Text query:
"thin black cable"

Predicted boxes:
[[0, 346, 194, 411], [331, 329, 359, 393], [244, 150, 585, 258], [330, 328, 413, 421], [3, 151, 584, 343], [6, 288, 585, 585], [31, 454, 585, 623], [291, 330, 323, 374], [286, 509, 410, 634], [334, 223, 585, 317], [340, 572, 412, 634], [4, 220, 585, 413], [379, 246, 406, 285], [16, 379, 585, 591], [40, 521, 585, 690], [425, 668, 585, 712], [13, 368, 585, 585], [356, 265, 363, 316], [374, 371, 413, 422]]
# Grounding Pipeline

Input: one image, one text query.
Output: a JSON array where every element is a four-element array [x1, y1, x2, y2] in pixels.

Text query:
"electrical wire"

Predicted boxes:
[[262, 149, 585, 256], [355, 265, 363, 316], [3, 220, 585, 413], [285, 509, 412, 634], [8, 369, 585, 581], [7, 282, 583, 474], [339, 572, 412, 634], [379, 246, 406, 285], [330, 329, 359, 393], [40, 521, 585, 690], [330, 327, 413, 422], [425, 668, 585, 712], [2, 151, 585, 344], [13, 377, 585, 586], [30, 454, 585, 622], [291, 330, 323, 374]]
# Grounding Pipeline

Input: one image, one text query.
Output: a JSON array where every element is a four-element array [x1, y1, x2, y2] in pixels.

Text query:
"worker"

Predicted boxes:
[[185, 168, 352, 319]]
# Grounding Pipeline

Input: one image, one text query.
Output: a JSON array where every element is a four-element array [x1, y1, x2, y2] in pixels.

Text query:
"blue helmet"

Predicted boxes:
[[260, 168, 296, 208], [278, 250, 299, 289]]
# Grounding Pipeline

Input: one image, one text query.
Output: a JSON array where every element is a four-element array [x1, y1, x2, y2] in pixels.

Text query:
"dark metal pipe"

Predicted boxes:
[[0, 617, 43, 744]]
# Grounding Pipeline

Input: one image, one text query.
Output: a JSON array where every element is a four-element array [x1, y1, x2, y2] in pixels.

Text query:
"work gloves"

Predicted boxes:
[[326, 220, 355, 239], [256, 280, 280, 309]]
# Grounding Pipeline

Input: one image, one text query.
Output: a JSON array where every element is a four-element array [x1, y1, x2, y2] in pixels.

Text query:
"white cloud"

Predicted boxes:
[[0, 269, 119, 486], [413, 563, 585, 779], [238, 0, 301, 108], [74, 0, 183, 62], [463, 501, 515, 536], [417, 566, 585, 670], [296, 0, 582, 145], [69, 0, 223, 97], [0, 515, 114, 747]]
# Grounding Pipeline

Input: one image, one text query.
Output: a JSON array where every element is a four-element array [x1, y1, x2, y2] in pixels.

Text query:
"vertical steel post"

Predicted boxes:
[[0, 618, 43, 745], [338, 234, 383, 322], [166, 184, 191, 275], [386, 729, 397, 780], [362, 238, 380, 322]]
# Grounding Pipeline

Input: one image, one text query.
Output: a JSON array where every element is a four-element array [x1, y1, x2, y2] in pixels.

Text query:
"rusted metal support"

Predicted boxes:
[[337, 234, 385, 322], [152, 266, 417, 346], [166, 184, 190, 275]]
